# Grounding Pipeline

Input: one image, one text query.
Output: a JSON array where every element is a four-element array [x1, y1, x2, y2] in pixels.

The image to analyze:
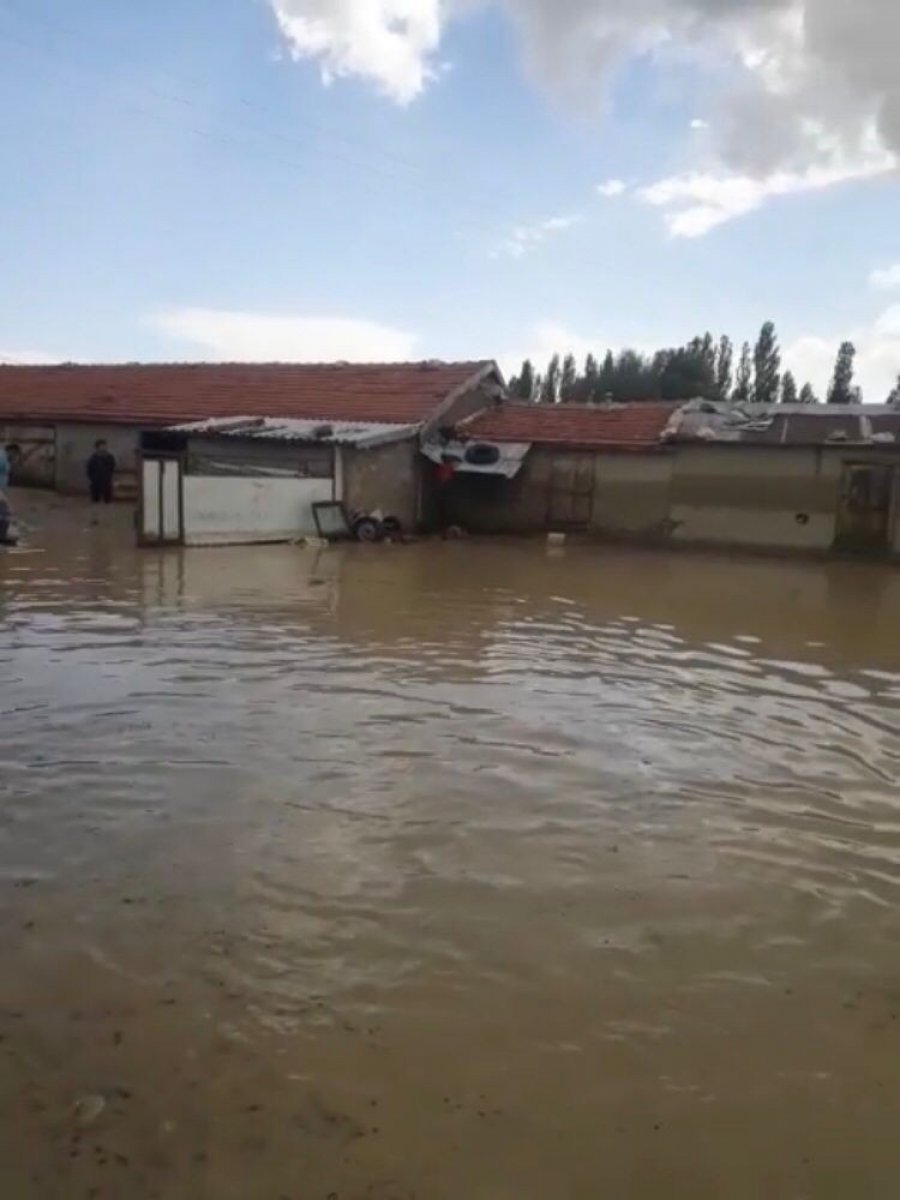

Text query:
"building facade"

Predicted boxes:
[[0, 360, 503, 500], [434, 403, 677, 540], [139, 417, 423, 547], [434, 401, 900, 559]]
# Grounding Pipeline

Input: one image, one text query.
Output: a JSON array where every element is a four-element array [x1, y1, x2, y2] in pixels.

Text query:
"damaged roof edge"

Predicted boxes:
[[664, 400, 900, 447], [167, 416, 421, 449]]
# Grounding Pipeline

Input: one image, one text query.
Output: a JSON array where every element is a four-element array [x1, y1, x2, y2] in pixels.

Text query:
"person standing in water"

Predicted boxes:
[[86, 439, 116, 504]]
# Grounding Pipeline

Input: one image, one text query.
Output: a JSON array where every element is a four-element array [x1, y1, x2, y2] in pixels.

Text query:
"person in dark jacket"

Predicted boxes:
[[86, 440, 116, 504]]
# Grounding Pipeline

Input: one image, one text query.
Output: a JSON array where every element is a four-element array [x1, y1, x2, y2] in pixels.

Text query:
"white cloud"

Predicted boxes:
[[639, 134, 895, 236], [270, 0, 442, 104], [146, 308, 416, 362], [785, 314, 900, 401], [498, 321, 656, 382], [690, 119, 710, 131], [596, 179, 627, 198], [491, 214, 582, 259], [870, 263, 900, 291], [269, 1, 900, 229]]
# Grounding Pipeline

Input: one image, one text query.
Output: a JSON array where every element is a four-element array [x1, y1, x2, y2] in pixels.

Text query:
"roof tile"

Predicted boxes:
[[0, 361, 493, 427], [466, 402, 675, 449]]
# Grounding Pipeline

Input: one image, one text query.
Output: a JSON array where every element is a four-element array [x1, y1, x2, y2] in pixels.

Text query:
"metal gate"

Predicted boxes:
[[547, 453, 595, 528], [138, 455, 184, 546]]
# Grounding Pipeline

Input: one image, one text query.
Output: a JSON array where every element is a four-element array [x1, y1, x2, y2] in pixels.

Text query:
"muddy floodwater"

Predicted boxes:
[[3, 493, 900, 1199]]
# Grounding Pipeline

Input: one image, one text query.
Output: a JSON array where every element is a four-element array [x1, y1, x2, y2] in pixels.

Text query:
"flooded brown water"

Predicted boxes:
[[3, 493, 900, 1199]]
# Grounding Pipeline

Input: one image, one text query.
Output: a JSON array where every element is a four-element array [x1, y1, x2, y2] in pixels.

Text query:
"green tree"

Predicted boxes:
[[575, 353, 599, 403], [887, 373, 900, 407], [827, 341, 857, 405], [715, 335, 734, 403], [733, 342, 753, 405], [753, 321, 781, 405], [700, 332, 717, 382], [658, 338, 717, 401], [597, 350, 616, 401], [798, 383, 819, 405], [540, 354, 561, 405], [614, 349, 652, 401], [780, 371, 798, 405], [510, 358, 536, 400], [560, 353, 579, 402]]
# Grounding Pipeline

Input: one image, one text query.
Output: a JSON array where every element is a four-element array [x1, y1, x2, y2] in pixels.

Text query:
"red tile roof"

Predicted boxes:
[[0, 361, 496, 427], [465, 402, 676, 449]]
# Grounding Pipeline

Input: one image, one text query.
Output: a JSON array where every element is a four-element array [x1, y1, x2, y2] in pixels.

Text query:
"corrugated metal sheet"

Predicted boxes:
[[668, 403, 900, 446], [171, 416, 419, 449]]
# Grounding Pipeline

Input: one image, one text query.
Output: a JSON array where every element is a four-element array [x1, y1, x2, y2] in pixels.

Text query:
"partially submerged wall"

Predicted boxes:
[[668, 446, 835, 552], [182, 476, 333, 546], [593, 454, 672, 538], [440, 440, 900, 557], [342, 440, 420, 529], [444, 448, 672, 537]]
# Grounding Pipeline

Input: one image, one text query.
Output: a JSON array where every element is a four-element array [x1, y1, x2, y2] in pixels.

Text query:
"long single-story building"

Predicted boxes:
[[432, 399, 900, 559], [430, 402, 678, 539], [0, 359, 503, 499], [662, 402, 900, 558]]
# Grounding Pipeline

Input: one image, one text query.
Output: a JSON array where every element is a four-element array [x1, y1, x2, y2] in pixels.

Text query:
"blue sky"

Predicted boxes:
[[1, 0, 899, 398]]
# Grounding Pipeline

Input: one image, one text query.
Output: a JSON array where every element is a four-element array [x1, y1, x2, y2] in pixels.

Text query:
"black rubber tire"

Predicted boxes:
[[464, 442, 500, 466], [352, 516, 384, 543]]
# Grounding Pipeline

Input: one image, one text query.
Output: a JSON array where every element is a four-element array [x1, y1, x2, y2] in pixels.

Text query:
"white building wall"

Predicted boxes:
[[182, 476, 334, 546]]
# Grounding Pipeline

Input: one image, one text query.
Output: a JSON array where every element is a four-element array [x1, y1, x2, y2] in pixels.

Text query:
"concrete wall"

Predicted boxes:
[[182, 475, 333, 546], [669, 446, 831, 552], [593, 454, 673, 537], [441, 440, 900, 557], [55, 423, 140, 495], [1, 423, 55, 487], [444, 447, 672, 537], [341, 439, 420, 529]]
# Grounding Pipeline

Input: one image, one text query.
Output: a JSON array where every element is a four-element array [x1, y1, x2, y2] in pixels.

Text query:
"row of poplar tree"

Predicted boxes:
[[508, 322, 900, 407]]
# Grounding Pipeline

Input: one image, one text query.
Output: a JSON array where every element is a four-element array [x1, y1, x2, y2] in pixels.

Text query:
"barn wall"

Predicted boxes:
[[341, 439, 420, 529], [444, 448, 671, 536], [668, 445, 837, 552], [182, 476, 333, 545], [592, 454, 673, 537]]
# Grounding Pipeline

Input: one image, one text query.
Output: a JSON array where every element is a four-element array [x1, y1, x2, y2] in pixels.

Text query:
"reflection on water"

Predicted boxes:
[[3, 493, 900, 1199]]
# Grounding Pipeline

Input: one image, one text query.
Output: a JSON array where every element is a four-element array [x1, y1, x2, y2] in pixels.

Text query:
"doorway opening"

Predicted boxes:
[[834, 463, 895, 556]]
